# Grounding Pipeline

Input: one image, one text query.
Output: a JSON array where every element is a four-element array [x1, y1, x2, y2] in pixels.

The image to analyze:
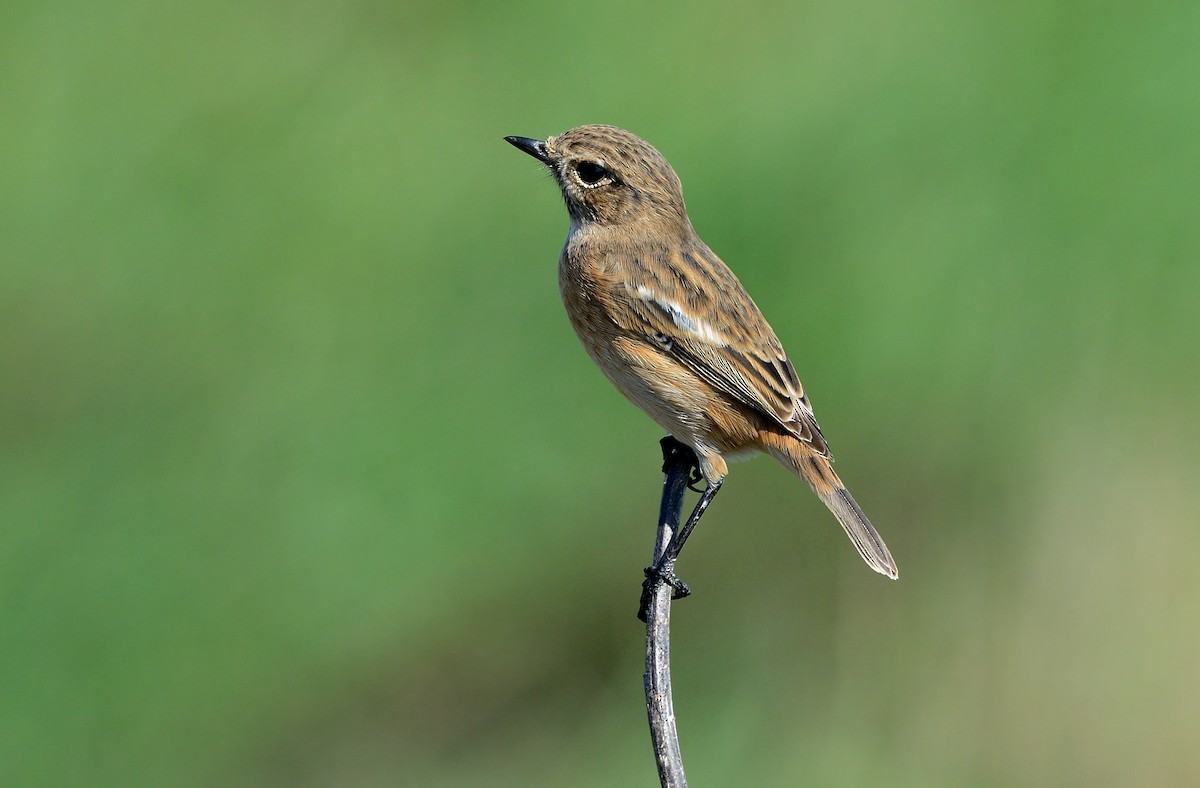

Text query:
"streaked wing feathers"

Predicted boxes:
[[617, 244, 831, 458]]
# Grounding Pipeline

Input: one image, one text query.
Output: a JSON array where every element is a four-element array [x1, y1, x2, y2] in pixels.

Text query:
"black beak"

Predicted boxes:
[[504, 135, 550, 163]]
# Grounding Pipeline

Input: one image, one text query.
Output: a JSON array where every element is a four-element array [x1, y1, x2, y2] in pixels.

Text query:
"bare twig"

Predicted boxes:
[[641, 436, 695, 788]]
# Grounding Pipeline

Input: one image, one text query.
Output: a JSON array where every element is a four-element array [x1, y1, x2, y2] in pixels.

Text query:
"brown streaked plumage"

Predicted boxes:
[[505, 124, 897, 581]]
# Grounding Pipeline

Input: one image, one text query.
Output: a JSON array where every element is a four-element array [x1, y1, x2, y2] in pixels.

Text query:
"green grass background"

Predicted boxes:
[[3, 0, 1198, 785]]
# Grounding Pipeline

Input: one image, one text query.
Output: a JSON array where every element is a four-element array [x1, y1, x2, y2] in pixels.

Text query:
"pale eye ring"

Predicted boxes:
[[575, 161, 610, 186]]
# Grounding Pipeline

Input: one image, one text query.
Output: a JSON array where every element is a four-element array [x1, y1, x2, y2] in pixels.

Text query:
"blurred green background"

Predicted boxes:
[[3, 0, 1198, 785]]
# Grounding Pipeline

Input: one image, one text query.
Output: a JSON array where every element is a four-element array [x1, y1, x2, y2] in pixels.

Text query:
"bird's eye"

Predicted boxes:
[[575, 161, 610, 186]]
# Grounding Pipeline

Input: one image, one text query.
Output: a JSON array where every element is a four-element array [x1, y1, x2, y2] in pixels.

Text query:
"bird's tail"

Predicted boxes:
[[761, 433, 898, 579]]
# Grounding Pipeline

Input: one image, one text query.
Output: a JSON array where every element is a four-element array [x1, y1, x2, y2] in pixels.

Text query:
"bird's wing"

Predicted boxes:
[[616, 243, 831, 458]]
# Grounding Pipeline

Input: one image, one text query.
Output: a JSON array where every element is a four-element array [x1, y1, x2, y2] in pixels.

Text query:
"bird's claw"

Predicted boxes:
[[638, 562, 693, 620]]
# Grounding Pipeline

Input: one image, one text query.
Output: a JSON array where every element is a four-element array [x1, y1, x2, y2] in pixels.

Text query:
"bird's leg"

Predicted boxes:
[[651, 480, 722, 593], [640, 437, 723, 620]]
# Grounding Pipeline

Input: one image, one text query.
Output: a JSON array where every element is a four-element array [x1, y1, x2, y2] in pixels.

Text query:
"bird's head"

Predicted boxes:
[[506, 124, 689, 234]]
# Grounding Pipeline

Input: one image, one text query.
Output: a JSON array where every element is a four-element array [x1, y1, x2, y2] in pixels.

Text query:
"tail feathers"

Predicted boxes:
[[762, 433, 898, 579], [814, 483, 898, 580]]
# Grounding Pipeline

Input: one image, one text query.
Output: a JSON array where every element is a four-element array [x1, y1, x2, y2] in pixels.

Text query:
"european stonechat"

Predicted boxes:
[[506, 125, 897, 588]]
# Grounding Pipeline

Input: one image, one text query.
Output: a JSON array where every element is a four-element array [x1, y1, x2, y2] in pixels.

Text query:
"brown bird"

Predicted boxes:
[[505, 125, 897, 599]]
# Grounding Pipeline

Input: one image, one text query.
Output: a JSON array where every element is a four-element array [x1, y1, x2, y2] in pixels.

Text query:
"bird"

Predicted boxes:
[[505, 124, 897, 600]]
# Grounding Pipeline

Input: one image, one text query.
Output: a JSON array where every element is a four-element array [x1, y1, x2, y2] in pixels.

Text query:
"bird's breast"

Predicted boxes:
[[559, 245, 619, 352]]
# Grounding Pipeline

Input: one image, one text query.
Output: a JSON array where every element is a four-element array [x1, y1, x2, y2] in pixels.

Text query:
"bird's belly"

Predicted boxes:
[[575, 327, 761, 457]]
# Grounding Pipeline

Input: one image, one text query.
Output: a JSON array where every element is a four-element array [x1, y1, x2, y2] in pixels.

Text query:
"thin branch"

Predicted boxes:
[[641, 436, 694, 788]]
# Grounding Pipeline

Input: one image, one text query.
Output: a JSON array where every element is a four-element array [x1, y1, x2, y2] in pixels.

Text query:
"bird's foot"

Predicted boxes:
[[638, 560, 692, 621]]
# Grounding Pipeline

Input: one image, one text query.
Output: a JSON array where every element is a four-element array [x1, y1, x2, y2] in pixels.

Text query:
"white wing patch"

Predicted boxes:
[[635, 286, 728, 346]]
